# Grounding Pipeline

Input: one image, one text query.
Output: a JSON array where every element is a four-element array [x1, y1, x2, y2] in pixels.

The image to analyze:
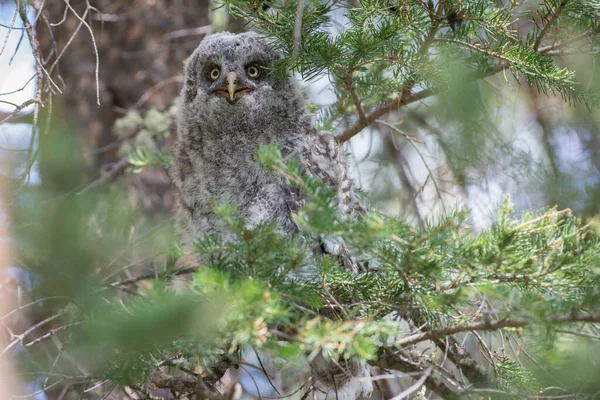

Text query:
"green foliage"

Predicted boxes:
[[226, 0, 599, 121], [10, 1, 600, 399], [115, 105, 176, 172], [496, 358, 539, 395], [127, 147, 173, 172], [25, 141, 598, 397]]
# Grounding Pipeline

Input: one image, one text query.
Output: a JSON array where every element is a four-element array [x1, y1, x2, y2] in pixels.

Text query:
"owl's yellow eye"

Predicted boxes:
[[247, 65, 260, 78], [208, 68, 220, 80]]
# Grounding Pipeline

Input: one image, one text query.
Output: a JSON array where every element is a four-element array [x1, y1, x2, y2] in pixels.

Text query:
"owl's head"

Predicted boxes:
[[180, 32, 304, 137]]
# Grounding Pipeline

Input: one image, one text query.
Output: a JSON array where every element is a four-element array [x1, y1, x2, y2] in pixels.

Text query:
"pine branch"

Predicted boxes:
[[432, 336, 494, 387], [534, 0, 571, 50], [335, 63, 507, 143], [394, 312, 600, 348]]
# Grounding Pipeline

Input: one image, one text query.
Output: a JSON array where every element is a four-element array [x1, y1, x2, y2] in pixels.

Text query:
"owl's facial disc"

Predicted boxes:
[[215, 71, 253, 103]]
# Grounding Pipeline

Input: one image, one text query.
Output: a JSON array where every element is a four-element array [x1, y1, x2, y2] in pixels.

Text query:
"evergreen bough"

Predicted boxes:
[[10, 1, 600, 399]]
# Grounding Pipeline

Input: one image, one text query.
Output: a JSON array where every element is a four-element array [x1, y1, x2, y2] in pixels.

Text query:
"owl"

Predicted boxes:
[[171, 32, 372, 400]]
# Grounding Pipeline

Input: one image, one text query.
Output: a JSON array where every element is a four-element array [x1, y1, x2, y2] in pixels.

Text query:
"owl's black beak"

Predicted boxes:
[[216, 72, 253, 102]]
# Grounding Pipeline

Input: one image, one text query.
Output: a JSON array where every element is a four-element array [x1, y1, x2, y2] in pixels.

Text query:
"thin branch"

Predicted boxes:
[[335, 87, 434, 143], [533, 0, 571, 50], [1, 311, 64, 357], [47, 2, 90, 84], [335, 61, 510, 143], [432, 335, 493, 388], [395, 313, 600, 348], [369, 348, 462, 398], [0, 74, 36, 98], [252, 347, 280, 395], [24, 322, 82, 347], [15, 0, 44, 185], [63, 0, 100, 106], [0, 22, 24, 30], [344, 76, 367, 124], [0, 296, 67, 321], [539, 31, 595, 54], [471, 330, 496, 373], [433, 38, 519, 64], [389, 366, 432, 400], [83, 379, 110, 393], [15, 2, 43, 117], [130, 75, 183, 110], [376, 119, 446, 212], [0, 99, 36, 125], [556, 329, 600, 339], [163, 25, 213, 41], [12, 379, 65, 399], [263, 378, 310, 399], [0, 5, 18, 57], [8, 29, 25, 65]]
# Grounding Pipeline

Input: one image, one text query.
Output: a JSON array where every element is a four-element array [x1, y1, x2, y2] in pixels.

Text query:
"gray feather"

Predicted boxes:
[[171, 31, 371, 399]]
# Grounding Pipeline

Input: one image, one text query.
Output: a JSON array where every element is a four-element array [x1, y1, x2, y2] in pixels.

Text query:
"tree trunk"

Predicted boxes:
[[35, 0, 217, 211]]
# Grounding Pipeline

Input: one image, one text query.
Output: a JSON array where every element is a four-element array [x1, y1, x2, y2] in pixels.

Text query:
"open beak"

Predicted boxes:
[[216, 72, 252, 102]]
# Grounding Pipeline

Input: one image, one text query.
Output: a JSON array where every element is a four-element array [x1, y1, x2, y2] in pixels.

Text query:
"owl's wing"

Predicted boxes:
[[291, 125, 374, 399], [299, 126, 362, 217], [284, 122, 364, 270]]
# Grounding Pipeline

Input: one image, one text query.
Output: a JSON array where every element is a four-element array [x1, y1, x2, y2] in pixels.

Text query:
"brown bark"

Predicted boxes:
[[32, 1, 226, 212], [37, 1, 212, 160]]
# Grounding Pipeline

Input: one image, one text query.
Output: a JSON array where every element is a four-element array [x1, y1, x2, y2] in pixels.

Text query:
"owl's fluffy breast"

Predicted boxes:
[[172, 130, 303, 241]]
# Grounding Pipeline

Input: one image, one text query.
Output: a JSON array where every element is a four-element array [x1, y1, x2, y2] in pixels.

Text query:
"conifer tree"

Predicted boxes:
[[3, 1, 600, 399]]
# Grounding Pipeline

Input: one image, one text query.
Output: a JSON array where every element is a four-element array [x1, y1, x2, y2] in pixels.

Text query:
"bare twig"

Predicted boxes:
[[534, 0, 571, 50], [1, 311, 64, 357], [24, 322, 82, 347], [0, 99, 36, 125], [344, 77, 367, 124], [395, 312, 600, 348], [376, 119, 446, 211], [0, 6, 18, 57], [163, 25, 213, 41], [252, 347, 280, 395], [12, 379, 65, 399], [264, 378, 310, 399], [539, 31, 595, 54], [335, 87, 434, 143], [83, 379, 110, 393], [130, 75, 183, 110], [63, 0, 100, 106], [0, 296, 67, 322], [0, 74, 36, 97], [389, 366, 432, 400], [471, 330, 496, 373], [14, 1, 45, 184], [556, 329, 600, 339], [370, 348, 462, 398]]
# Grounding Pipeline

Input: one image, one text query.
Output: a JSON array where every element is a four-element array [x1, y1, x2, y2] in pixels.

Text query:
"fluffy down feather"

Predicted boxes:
[[171, 31, 370, 399]]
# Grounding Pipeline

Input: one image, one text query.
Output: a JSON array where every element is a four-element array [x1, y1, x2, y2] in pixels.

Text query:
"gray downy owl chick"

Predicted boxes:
[[171, 31, 372, 400]]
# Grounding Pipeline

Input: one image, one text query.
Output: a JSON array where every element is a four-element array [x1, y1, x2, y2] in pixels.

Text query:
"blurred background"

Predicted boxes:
[[1, 0, 599, 399]]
